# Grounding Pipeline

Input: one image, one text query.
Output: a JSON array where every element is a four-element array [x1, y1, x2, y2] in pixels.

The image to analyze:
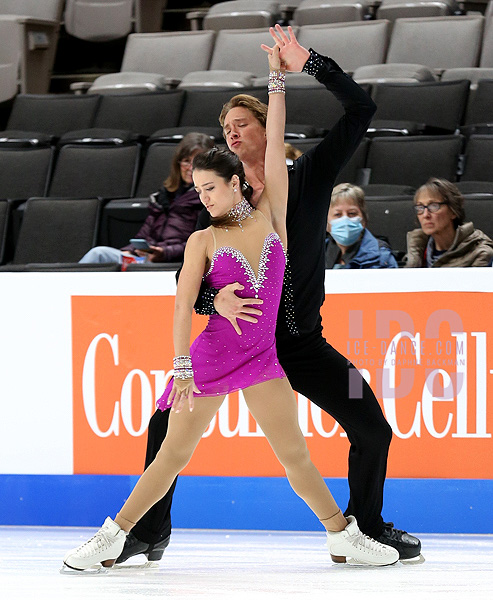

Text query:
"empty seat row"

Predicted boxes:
[[1, 134, 492, 217], [187, 0, 470, 29], [4, 78, 493, 149], [73, 15, 493, 96]]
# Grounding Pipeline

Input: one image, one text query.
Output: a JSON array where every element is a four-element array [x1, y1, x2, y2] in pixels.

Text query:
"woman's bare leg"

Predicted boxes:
[[115, 395, 225, 531], [243, 378, 347, 532]]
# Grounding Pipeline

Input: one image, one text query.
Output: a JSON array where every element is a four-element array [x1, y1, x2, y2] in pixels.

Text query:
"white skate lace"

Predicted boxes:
[[349, 531, 391, 554], [74, 529, 115, 558]]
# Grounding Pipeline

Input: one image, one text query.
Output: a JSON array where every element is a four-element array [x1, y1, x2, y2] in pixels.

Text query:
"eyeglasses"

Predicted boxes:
[[414, 202, 447, 215], [180, 158, 193, 167]]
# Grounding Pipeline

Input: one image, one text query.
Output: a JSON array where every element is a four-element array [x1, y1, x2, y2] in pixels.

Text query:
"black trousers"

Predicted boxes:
[[131, 329, 392, 544]]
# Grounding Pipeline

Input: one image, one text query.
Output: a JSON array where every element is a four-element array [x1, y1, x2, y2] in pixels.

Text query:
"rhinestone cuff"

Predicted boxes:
[[302, 49, 324, 78], [195, 286, 220, 316]]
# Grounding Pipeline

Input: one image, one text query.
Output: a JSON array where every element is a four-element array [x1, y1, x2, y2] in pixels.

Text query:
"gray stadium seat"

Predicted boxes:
[[92, 91, 185, 136], [461, 135, 493, 182], [203, 1, 281, 32], [6, 197, 102, 265], [460, 79, 493, 135], [365, 135, 464, 187], [369, 79, 469, 134], [364, 197, 415, 257], [64, 0, 133, 42], [0, 146, 53, 200], [376, 0, 459, 21], [48, 144, 140, 199], [1, 94, 101, 141], [296, 21, 390, 74], [385, 16, 484, 71], [88, 30, 216, 94], [293, 0, 371, 25], [183, 28, 283, 90], [353, 63, 438, 85]]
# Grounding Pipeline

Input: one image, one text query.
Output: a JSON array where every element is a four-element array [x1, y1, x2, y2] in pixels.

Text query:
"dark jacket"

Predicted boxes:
[[121, 184, 202, 262], [326, 229, 398, 269], [195, 51, 376, 337]]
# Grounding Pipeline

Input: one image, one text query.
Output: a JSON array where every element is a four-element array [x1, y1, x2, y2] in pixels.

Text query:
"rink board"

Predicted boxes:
[[1, 474, 492, 533], [0, 270, 492, 532]]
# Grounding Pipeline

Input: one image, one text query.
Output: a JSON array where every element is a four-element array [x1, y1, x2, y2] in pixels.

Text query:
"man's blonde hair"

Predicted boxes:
[[219, 94, 268, 129]]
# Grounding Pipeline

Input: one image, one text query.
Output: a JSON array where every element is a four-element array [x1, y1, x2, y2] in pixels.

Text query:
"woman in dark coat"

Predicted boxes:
[[79, 132, 214, 265]]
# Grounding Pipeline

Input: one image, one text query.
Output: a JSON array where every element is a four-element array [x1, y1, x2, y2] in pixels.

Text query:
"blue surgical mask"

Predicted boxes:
[[330, 216, 364, 246]]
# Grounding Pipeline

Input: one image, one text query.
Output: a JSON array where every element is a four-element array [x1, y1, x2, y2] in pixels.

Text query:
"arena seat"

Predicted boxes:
[[293, 0, 372, 26]]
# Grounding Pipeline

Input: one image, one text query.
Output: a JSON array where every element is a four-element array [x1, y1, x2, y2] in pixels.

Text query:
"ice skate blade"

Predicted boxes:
[[400, 553, 425, 565], [60, 563, 109, 575], [113, 560, 160, 571]]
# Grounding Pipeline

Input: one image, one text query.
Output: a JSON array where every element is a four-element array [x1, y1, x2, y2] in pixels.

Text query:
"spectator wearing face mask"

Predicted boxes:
[[325, 183, 398, 269]]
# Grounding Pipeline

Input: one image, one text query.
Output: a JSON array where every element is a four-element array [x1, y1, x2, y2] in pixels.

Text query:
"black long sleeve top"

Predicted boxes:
[[194, 51, 376, 338]]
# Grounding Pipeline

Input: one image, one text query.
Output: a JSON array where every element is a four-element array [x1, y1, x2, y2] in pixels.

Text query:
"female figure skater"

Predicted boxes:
[[62, 45, 398, 572]]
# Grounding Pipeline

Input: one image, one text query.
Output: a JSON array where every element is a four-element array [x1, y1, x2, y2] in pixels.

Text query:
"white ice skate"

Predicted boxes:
[[327, 515, 399, 566], [62, 517, 127, 572]]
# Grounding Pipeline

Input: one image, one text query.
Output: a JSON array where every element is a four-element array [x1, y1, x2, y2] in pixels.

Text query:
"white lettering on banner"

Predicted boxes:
[[82, 334, 174, 438], [421, 369, 454, 438], [382, 332, 422, 439], [120, 370, 153, 437], [82, 333, 120, 437], [377, 330, 490, 440], [452, 332, 491, 438], [81, 330, 490, 441]]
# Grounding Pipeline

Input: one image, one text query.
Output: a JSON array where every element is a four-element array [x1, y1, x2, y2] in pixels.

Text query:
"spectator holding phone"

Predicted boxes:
[[79, 132, 215, 265]]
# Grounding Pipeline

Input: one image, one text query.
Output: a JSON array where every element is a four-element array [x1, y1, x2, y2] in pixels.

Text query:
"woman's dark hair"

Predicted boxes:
[[192, 147, 254, 228], [414, 177, 465, 228], [163, 132, 215, 193]]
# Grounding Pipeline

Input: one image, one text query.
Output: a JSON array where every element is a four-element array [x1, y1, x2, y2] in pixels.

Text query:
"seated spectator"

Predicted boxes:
[[79, 132, 214, 265], [404, 178, 493, 268], [325, 183, 398, 269]]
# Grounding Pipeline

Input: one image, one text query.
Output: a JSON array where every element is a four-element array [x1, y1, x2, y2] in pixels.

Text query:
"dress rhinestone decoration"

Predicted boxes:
[[227, 196, 254, 231]]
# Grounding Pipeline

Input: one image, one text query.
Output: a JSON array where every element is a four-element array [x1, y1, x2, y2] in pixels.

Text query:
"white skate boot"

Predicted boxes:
[[327, 516, 399, 566], [63, 517, 127, 572]]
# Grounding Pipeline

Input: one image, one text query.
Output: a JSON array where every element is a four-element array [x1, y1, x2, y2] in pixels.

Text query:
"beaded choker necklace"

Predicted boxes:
[[226, 196, 254, 231]]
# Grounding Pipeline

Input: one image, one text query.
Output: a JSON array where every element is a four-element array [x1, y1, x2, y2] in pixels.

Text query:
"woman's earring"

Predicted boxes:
[[233, 187, 238, 193]]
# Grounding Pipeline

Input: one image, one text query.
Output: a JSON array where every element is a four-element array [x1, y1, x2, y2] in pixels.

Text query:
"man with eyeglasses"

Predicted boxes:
[[405, 177, 493, 268]]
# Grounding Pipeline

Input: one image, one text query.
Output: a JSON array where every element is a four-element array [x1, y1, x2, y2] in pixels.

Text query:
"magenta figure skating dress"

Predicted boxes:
[[157, 230, 287, 409]]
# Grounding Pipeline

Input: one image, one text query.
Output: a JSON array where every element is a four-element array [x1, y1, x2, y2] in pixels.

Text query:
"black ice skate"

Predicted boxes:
[[115, 531, 170, 565], [376, 522, 425, 564]]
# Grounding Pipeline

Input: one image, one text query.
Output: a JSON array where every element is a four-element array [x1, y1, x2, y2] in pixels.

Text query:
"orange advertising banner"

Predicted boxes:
[[72, 292, 493, 479]]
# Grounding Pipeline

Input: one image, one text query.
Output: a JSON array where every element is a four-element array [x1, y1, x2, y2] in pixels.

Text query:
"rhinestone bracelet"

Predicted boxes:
[[174, 368, 194, 380], [173, 355, 192, 369], [268, 70, 286, 95]]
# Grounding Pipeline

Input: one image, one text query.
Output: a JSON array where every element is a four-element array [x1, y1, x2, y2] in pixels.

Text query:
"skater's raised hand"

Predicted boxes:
[[261, 25, 310, 73]]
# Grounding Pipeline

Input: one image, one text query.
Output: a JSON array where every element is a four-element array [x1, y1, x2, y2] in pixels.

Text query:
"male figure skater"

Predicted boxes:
[[117, 26, 422, 565]]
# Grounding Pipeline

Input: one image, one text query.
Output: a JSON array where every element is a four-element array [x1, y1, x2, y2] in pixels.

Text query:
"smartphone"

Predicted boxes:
[[130, 238, 152, 252]]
